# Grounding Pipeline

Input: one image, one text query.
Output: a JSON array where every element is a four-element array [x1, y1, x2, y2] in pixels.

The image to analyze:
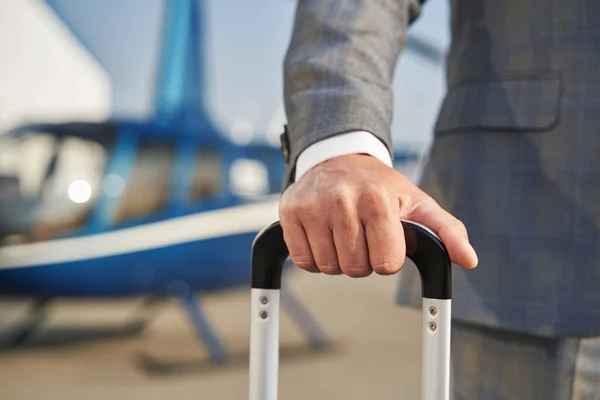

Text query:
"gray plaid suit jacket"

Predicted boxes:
[[282, 0, 600, 338]]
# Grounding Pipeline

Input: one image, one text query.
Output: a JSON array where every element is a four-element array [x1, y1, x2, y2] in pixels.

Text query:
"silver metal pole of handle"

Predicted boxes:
[[249, 220, 453, 400]]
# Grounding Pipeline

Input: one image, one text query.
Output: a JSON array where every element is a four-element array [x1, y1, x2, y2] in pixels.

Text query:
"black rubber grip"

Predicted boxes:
[[251, 221, 452, 299]]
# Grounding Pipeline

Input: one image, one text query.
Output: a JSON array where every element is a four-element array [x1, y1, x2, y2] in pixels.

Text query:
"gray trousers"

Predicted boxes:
[[451, 320, 600, 399]]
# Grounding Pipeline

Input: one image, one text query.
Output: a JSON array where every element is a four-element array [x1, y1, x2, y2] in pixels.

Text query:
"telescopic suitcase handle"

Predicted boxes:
[[249, 220, 452, 400]]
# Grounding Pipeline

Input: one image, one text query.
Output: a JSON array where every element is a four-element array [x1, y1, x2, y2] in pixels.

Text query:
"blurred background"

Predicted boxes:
[[0, 0, 450, 398]]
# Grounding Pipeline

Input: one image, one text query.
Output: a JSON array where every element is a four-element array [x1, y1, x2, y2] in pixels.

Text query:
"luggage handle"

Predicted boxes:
[[249, 220, 452, 400]]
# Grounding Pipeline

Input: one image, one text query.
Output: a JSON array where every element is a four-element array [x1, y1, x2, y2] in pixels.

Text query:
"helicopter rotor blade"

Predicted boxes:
[[405, 34, 446, 65]]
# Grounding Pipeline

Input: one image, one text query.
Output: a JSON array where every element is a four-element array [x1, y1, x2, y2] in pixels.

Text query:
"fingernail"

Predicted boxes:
[[468, 242, 478, 268]]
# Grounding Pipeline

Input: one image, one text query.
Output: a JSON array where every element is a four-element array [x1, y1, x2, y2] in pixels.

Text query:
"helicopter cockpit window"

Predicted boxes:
[[189, 151, 271, 201], [0, 131, 110, 244], [190, 149, 222, 202], [112, 140, 175, 223]]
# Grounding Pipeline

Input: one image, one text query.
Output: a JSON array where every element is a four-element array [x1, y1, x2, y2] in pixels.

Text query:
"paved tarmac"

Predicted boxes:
[[0, 268, 427, 400]]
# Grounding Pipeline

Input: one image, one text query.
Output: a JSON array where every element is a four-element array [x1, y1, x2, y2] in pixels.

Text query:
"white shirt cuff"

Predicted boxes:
[[294, 130, 393, 181]]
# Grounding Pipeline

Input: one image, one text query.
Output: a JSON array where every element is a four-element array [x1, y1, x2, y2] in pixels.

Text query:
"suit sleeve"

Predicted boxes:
[[282, 0, 422, 184]]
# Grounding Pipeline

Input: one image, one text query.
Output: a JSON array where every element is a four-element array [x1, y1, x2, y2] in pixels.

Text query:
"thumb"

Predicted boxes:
[[407, 198, 478, 269]]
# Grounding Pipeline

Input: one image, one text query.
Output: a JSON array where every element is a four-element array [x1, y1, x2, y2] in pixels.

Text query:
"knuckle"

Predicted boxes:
[[365, 203, 389, 220], [397, 194, 415, 215], [440, 216, 467, 239], [318, 265, 342, 275], [415, 193, 437, 208], [346, 269, 372, 278], [327, 186, 355, 219], [279, 200, 302, 222], [450, 218, 467, 234], [362, 182, 383, 202], [329, 185, 353, 207], [283, 199, 318, 226], [360, 188, 389, 219], [290, 255, 315, 270], [341, 262, 372, 278], [314, 249, 340, 275], [371, 257, 403, 275], [301, 207, 322, 226]]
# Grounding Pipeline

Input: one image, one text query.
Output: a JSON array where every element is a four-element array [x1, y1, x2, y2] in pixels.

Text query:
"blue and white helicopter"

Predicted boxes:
[[0, 0, 444, 369]]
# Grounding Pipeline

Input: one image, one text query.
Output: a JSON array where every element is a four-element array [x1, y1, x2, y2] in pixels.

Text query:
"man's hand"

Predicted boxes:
[[279, 154, 478, 277]]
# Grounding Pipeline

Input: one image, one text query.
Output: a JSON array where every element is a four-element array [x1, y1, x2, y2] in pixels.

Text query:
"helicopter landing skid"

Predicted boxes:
[[136, 278, 331, 375], [0, 296, 158, 351]]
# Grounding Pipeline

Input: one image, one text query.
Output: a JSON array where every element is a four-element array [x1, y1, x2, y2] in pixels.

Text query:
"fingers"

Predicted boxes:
[[280, 203, 342, 275], [304, 221, 342, 275], [409, 197, 478, 269], [363, 218, 405, 275], [281, 220, 320, 273], [360, 188, 405, 276], [331, 206, 371, 278]]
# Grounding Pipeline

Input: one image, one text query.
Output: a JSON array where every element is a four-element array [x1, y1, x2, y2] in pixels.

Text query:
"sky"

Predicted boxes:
[[45, 0, 452, 149]]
